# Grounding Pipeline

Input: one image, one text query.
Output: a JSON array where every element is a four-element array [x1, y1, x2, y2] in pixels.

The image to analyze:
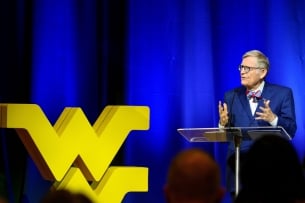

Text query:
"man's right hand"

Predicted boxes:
[[218, 101, 229, 126]]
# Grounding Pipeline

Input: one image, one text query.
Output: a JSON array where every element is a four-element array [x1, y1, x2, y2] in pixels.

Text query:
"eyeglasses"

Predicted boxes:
[[238, 65, 263, 73]]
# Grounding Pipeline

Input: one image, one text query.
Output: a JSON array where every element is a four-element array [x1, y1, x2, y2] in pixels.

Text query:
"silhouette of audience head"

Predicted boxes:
[[236, 134, 305, 203], [0, 174, 8, 203], [163, 148, 225, 203], [40, 189, 92, 203], [0, 196, 7, 203]]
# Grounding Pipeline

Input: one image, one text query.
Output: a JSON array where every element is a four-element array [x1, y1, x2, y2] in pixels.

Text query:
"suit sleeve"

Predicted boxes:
[[277, 88, 297, 138]]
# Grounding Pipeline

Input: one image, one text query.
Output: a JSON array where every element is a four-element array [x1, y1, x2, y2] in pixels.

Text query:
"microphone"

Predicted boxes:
[[228, 88, 237, 128]]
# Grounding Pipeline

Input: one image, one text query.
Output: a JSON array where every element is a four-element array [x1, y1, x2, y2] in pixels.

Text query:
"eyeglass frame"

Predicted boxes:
[[238, 65, 264, 73]]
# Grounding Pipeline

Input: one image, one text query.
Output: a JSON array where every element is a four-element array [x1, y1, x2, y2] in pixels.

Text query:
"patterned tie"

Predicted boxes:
[[246, 90, 262, 103]]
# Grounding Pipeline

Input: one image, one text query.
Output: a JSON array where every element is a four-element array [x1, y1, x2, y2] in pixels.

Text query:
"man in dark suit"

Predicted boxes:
[[218, 49, 297, 197]]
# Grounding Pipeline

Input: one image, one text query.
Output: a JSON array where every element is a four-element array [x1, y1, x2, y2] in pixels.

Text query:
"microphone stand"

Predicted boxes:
[[227, 89, 241, 198], [234, 133, 241, 198]]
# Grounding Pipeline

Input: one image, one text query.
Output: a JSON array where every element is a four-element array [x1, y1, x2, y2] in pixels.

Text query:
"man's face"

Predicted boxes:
[[240, 56, 267, 90]]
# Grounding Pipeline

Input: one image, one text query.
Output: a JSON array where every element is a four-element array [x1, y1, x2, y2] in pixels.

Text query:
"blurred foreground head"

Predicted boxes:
[[40, 189, 92, 203], [237, 134, 305, 202], [164, 148, 225, 203]]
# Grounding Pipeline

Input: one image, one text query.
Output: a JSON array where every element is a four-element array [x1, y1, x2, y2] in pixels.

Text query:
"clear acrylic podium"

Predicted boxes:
[[177, 126, 291, 197]]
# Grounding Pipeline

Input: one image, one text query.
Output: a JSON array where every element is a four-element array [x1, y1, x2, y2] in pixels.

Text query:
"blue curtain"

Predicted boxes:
[[124, 0, 305, 203], [1, 0, 305, 203]]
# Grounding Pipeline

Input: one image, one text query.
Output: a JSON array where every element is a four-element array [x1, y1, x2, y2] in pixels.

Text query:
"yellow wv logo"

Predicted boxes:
[[0, 104, 150, 203]]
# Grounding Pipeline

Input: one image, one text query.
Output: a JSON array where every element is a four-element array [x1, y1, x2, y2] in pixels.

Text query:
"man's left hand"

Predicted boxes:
[[255, 99, 276, 122]]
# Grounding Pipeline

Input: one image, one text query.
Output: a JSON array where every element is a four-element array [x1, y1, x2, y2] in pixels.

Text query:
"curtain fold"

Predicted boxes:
[[0, 0, 304, 203]]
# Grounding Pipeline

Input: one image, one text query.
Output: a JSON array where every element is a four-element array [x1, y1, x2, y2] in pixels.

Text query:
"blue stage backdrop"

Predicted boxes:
[[124, 0, 305, 203], [4, 0, 304, 203]]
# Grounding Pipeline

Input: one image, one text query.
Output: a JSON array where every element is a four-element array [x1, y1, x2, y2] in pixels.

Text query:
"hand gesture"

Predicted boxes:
[[218, 101, 229, 126], [255, 99, 276, 122]]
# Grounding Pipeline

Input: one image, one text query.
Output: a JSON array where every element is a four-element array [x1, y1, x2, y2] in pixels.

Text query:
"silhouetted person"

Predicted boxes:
[[40, 189, 93, 203], [235, 134, 305, 203], [163, 148, 225, 203], [0, 173, 8, 203]]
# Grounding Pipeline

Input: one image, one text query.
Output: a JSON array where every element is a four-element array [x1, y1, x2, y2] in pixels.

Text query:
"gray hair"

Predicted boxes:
[[242, 50, 270, 71]]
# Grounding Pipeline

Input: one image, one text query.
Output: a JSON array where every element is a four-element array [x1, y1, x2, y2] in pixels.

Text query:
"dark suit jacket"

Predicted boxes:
[[224, 81, 297, 192]]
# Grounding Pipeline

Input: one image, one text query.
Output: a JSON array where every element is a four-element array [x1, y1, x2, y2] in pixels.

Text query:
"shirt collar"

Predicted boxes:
[[250, 81, 265, 93]]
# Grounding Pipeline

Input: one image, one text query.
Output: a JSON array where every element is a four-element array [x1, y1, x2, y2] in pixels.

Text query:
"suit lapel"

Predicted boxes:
[[236, 87, 253, 120], [260, 82, 272, 100]]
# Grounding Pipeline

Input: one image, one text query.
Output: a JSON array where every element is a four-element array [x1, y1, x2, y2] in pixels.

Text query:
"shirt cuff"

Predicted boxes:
[[269, 116, 278, 126], [218, 123, 225, 128]]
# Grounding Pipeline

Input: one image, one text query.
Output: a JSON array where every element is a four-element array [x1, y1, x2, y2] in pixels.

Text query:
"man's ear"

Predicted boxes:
[[260, 68, 267, 79]]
